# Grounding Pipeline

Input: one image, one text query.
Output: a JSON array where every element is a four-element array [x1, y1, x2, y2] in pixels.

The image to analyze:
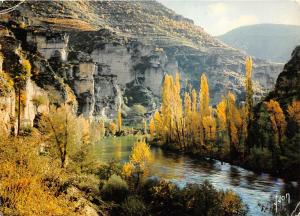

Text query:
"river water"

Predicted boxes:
[[89, 136, 299, 216]]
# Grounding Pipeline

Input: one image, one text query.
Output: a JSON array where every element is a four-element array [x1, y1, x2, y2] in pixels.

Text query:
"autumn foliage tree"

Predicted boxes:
[[264, 100, 287, 152], [117, 109, 122, 132], [149, 117, 155, 138], [122, 139, 153, 186], [39, 104, 91, 168], [244, 56, 253, 154], [150, 61, 292, 163]]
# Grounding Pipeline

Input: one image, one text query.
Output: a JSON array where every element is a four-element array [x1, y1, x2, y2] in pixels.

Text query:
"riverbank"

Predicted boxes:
[[90, 135, 300, 215], [0, 134, 250, 216], [148, 140, 300, 182]]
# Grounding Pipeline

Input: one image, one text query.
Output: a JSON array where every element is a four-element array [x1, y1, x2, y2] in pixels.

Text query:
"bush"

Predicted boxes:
[[31, 95, 48, 107], [97, 161, 123, 180], [0, 135, 76, 215], [101, 174, 129, 203], [183, 181, 221, 216], [146, 179, 183, 215], [108, 121, 117, 135], [131, 104, 147, 116], [121, 196, 147, 216], [220, 190, 248, 216]]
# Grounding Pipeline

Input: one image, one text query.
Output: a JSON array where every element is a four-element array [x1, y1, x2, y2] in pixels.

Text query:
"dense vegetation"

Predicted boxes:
[[148, 57, 300, 180], [0, 125, 249, 215]]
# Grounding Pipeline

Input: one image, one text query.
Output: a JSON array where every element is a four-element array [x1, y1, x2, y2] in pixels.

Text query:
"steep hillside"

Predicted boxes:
[[266, 45, 300, 107], [218, 24, 300, 63], [0, 1, 283, 123], [247, 46, 300, 180]]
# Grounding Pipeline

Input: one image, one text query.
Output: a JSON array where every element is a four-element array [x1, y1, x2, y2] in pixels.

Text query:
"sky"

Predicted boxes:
[[157, 0, 300, 36]]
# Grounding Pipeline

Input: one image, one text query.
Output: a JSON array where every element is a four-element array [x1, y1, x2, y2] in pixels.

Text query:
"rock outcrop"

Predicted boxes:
[[0, 1, 284, 122], [265, 46, 300, 107]]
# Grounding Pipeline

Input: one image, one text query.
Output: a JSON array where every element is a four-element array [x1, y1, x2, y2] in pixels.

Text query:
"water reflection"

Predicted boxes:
[[89, 136, 297, 216]]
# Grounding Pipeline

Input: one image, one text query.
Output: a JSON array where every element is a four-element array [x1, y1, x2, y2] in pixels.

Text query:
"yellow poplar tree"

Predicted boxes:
[[287, 100, 300, 126], [161, 74, 174, 141], [264, 100, 287, 149], [235, 106, 247, 148], [199, 74, 210, 147], [203, 116, 216, 143], [199, 74, 210, 117], [225, 92, 239, 156], [216, 99, 227, 132], [173, 73, 184, 147], [153, 110, 163, 138], [149, 117, 155, 138], [245, 56, 253, 119], [190, 89, 199, 146], [183, 92, 192, 146], [129, 139, 153, 185], [191, 89, 197, 113], [117, 109, 122, 132], [216, 98, 227, 151], [244, 56, 253, 154]]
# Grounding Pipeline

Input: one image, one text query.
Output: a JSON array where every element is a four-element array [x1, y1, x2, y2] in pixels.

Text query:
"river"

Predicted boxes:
[[89, 136, 299, 216]]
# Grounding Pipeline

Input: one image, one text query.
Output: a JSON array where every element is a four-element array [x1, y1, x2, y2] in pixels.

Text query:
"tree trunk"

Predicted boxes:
[[17, 87, 21, 136]]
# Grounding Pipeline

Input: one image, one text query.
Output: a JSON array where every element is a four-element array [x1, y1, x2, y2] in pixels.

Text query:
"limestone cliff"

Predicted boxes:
[[0, 1, 284, 122]]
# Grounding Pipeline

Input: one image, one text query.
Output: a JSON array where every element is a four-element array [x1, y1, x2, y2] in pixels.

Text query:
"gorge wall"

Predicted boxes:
[[0, 1, 285, 127]]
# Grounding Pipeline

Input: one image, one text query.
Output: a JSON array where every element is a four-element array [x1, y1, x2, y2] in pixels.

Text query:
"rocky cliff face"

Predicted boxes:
[[266, 46, 300, 106], [0, 1, 284, 123]]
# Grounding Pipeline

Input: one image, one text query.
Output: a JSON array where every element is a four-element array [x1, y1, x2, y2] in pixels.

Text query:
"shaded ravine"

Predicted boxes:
[[89, 136, 298, 216]]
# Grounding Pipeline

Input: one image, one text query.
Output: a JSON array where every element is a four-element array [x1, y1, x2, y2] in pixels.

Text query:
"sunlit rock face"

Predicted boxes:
[[23, 79, 49, 127], [0, 0, 286, 121], [27, 32, 69, 62], [72, 63, 96, 118], [0, 92, 16, 135]]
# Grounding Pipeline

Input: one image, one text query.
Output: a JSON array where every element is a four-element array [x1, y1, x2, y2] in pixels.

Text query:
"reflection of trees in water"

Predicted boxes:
[[228, 166, 241, 186], [112, 139, 122, 161], [151, 148, 185, 180], [244, 172, 257, 185]]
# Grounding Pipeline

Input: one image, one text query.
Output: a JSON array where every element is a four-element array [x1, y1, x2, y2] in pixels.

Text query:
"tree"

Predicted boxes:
[[173, 73, 184, 148], [41, 105, 80, 168], [244, 56, 253, 154], [161, 74, 174, 142], [199, 74, 210, 148], [127, 139, 153, 186], [149, 117, 155, 138], [264, 100, 287, 152], [216, 98, 227, 152], [153, 110, 163, 138], [216, 99, 227, 133], [235, 106, 247, 150], [184, 92, 192, 145], [108, 121, 117, 135], [15, 56, 31, 135], [199, 74, 210, 117], [287, 100, 300, 138], [191, 89, 197, 113], [189, 89, 200, 147], [202, 115, 216, 154], [117, 109, 122, 132], [245, 56, 253, 118], [287, 100, 300, 126], [225, 92, 239, 158]]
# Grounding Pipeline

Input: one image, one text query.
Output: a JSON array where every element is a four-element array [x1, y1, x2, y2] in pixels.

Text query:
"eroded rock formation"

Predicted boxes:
[[0, 1, 286, 124]]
